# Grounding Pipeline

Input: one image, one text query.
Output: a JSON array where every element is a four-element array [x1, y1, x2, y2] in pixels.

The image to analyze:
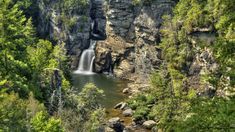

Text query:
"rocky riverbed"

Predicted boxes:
[[106, 101, 157, 132]]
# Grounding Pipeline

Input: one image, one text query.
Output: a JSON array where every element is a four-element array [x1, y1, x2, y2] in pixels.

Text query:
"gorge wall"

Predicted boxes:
[[37, 0, 91, 69], [37, 0, 106, 69], [95, 0, 176, 92]]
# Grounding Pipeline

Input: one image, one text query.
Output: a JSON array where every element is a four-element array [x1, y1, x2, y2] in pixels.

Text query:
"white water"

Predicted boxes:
[[74, 40, 97, 75]]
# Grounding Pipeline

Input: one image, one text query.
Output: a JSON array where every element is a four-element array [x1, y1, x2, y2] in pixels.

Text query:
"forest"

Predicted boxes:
[[0, 0, 234, 132]]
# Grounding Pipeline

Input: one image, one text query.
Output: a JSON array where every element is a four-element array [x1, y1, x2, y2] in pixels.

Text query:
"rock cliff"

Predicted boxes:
[[95, 0, 176, 92], [37, 0, 106, 69]]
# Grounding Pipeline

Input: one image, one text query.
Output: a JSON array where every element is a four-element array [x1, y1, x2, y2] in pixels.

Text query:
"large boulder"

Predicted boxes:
[[122, 108, 133, 117], [95, 46, 113, 73], [142, 120, 156, 129], [107, 117, 124, 132], [105, 127, 115, 132]]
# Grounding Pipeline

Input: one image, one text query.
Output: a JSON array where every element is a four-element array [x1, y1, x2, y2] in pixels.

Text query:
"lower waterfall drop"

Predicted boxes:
[[74, 40, 97, 75]]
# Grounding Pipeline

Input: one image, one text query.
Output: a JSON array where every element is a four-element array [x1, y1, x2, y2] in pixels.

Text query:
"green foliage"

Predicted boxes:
[[27, 40, 52, 73], [0, 92, 58, 131], [49, 42, 68, 70], [81, 15, 88, 22], [171, 0, 235, 87], [129, 0, 235, 131], [26, 40, 71, 101], [60, 14, 78, 31], [213, 38, 235, 85], [31, 111, 63, 132], [0, 92, 27, 131], [133, 106, 150, 121], [78, 83, 104, 103], [0, 80, 8, 91], [208, 0, 235, 85], [0, 0, 35, 97], [132, 0, 154, 6], [132, 0, 141, 5], [187, 89, 197, 99], [128, 93, 156, 121], [63, 0, 89, 10], [84, 108, 106, 132], [0, 1, 69, 132], [49, 0, 90, 34], [173, 97, 235, 131], [61, 83, 105, 132]]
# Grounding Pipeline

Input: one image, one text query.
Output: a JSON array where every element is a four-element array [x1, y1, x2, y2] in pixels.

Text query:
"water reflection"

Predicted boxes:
[[72, 73, 128, 108]]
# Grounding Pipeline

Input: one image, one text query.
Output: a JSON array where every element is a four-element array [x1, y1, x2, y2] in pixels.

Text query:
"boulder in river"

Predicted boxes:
[[143, 120, 156, 129], [107, 117, 124, 132], [122, 108, 133, 117], [114, 102, 127, 110], [105, 127, 115, 132], [122, 88, 130, 94]]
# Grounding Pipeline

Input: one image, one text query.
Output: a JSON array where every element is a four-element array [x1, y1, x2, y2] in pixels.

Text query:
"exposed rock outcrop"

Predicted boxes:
[[37, 0, 106, 69], [95, 0, 176, 93], [37, 0, 91, 69]]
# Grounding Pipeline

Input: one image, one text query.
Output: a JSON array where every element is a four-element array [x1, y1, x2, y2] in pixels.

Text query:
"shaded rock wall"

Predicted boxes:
[[95, 0, 176, 86], [37, 0, 106, 69]]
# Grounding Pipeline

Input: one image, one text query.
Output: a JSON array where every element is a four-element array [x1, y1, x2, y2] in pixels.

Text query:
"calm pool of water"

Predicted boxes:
[[72, 73, 128, 109]]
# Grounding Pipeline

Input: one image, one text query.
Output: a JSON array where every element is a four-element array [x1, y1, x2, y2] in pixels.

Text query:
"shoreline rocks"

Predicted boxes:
[[122, 88, 130, 94], [107, 117, 125, 132], [114, 102, 128, 110], [122, 109, 133, 117], [143, 120, 156, 129]]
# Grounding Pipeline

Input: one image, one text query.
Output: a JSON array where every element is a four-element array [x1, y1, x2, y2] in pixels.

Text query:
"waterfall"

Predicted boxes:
[[74, 40, 97, 75]]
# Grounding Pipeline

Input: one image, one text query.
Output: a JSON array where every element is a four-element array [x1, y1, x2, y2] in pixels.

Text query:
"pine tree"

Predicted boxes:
[[0, 0, 35, 96]]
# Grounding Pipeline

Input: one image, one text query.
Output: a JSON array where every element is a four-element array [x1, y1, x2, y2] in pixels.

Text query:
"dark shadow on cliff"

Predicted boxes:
[[90, 0, 107, 40]]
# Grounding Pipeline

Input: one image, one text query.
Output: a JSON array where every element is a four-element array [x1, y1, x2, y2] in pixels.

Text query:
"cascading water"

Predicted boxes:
[[74, 40, 97, 75]]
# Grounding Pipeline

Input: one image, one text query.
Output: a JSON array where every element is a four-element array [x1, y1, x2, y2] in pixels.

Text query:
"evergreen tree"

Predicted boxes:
[[0, 0, 35, 96]]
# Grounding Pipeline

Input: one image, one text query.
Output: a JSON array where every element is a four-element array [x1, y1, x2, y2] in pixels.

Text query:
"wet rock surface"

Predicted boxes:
[[107, 117, 125, 132], [114, 102, 128, 110]]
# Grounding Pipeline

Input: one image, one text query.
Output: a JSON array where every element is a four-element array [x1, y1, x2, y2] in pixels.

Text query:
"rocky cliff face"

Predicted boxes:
[[95, 0, 176, 92], [37, 0, 106, 69], [37, 0, 91, 69]]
